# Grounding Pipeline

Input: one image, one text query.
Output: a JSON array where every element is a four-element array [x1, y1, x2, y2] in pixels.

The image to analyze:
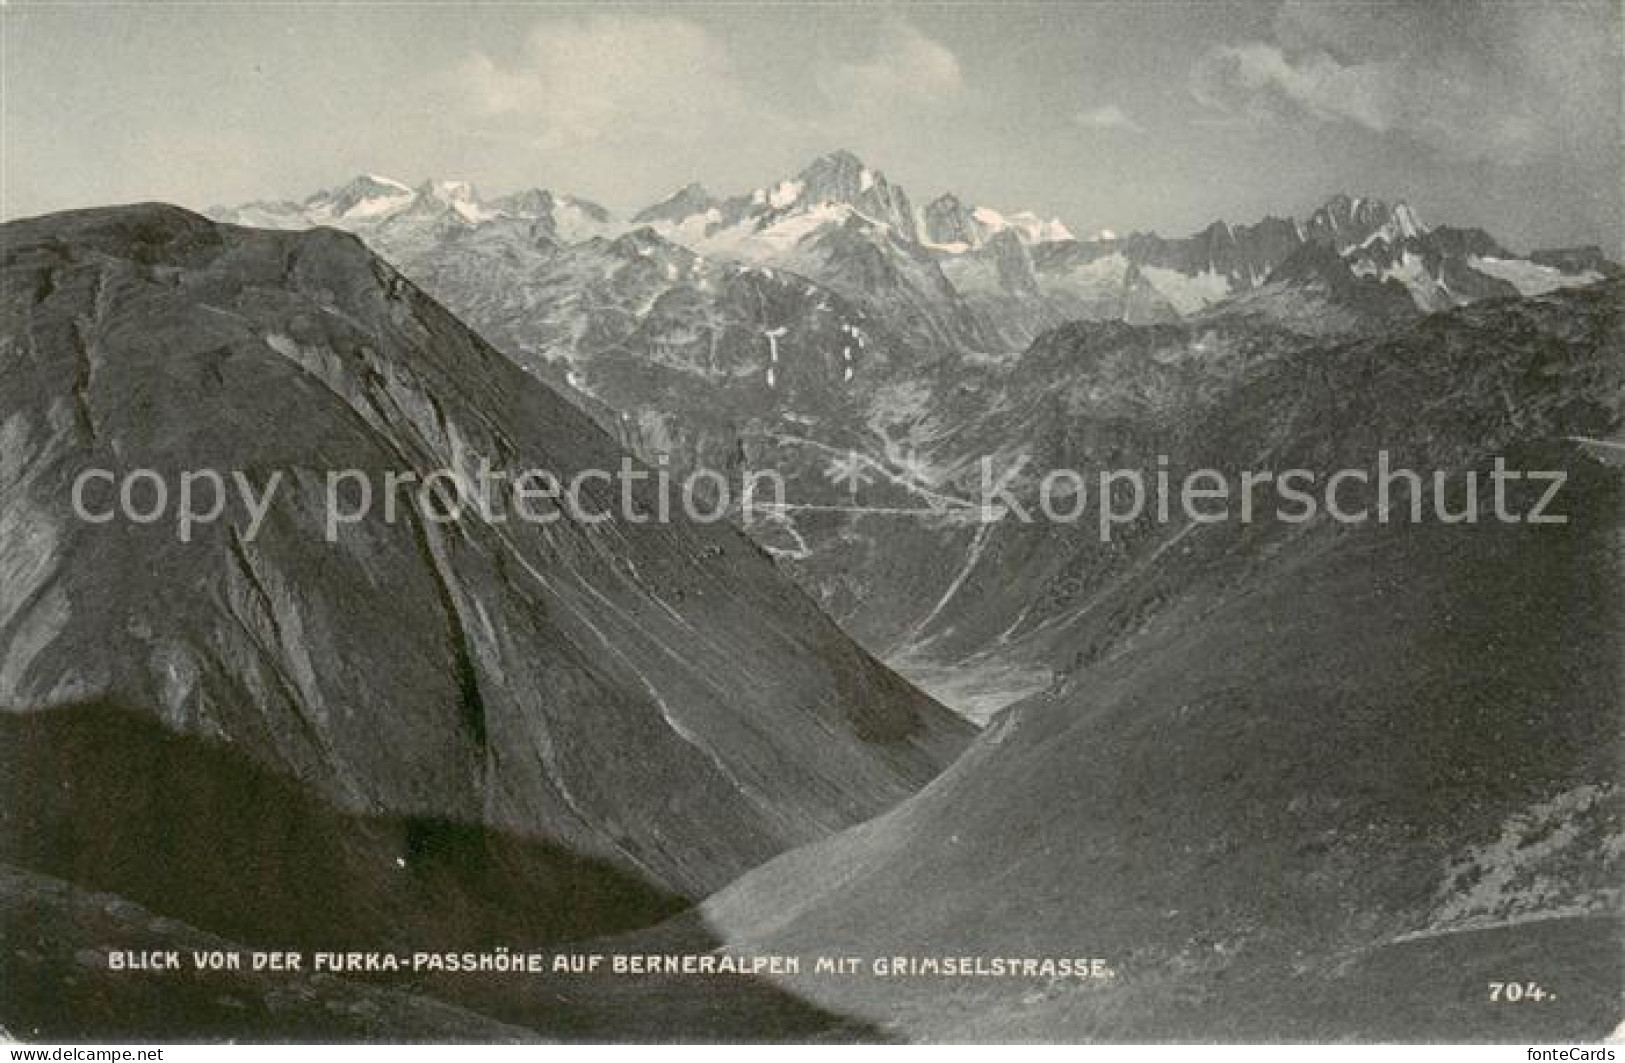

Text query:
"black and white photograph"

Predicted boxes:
[[0, 0, 1620, 1047]]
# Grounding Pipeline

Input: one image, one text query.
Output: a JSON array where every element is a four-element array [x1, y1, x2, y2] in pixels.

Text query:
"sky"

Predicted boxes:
[[3, 1, 1621, 251]]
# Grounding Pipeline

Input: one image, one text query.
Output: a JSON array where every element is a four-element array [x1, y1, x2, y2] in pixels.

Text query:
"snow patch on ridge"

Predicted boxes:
[[1468, 256, 1602, 297], [1140, 265, 1234, 314], [768, 181, 804, 210]]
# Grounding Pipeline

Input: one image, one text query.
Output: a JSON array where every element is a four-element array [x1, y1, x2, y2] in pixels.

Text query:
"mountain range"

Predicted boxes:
[[204, 154, 1620, 724], [209, 152, 1619, 721], [1, 142, 1618, 1039], [214, 150, 1615, 346]]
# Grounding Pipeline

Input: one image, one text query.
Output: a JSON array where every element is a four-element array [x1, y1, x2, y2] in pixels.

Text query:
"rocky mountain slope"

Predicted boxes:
[[208, 161, 1617, 725], [687, 283, 1625, 1040], [0, 205, 971, 959], [6, 192, 1616, 1042]]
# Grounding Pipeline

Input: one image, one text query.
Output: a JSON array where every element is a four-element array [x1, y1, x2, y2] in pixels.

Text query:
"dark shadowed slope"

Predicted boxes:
[[0, 861, 534, 1043], [0, 703, 887, 1042], [692, 287, 1624, 1041], [0, 204, 970, 939]]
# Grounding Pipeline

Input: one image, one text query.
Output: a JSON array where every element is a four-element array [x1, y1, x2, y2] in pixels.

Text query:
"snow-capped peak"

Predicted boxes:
[[791, 150, 887, 205], [918, 193, 1074, 251], [412, 179, 497, 224], [631, 183, 718, 226], [970, 206, 1007, 229], [715, 150, 918, 241], [968, 206, 1074, 246], [1392, 203, 1423, 240], [420, 179, 479, 203], [308, 174, 417, 223], [768, 180, 804, 210], [362, 174, 413, 194], [488, 188, 614, 241], [1305, 193, 1428, 252]]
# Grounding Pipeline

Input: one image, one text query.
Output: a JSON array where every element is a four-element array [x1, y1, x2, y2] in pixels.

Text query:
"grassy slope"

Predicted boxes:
[[693, 290, 1624, 1041]]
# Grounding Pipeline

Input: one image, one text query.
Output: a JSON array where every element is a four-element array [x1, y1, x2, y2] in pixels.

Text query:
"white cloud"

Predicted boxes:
[[1189, 43, 1403, 133], [1075, 104, 1144, 134], [429, 13, 980, 207], [447, 14, 760, 149], [1187, 1, 1620, 165], [816, 20, 965, 108]]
